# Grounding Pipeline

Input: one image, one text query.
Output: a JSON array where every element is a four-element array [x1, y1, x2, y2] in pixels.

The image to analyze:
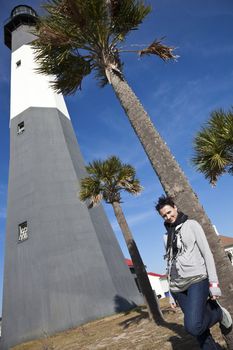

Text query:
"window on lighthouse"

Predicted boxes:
[[18, 221, 28, 242], [16, 60, 21, 68], [17, 121, 25, 135]]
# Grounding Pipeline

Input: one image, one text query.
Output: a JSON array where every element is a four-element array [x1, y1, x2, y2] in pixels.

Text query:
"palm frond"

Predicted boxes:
[[80, 176, 103, 207], [107, 0, 121, 17], [118, 178, 143, 194], [34, 0, 174, 95], [43, 0, 108, 46], [80, 177, 101, 199], [86, 160, 105, 177], [34, 3, 91, 48], [192, 108, 233, 185], [109, 0, 151, 41], [79, 156, 142, 205], [192, 130, 226, 186], [138, 38, 178, 61], [33, 43, 92, 94], [209, 109, 233, 145], [94, 64, 110, 87]]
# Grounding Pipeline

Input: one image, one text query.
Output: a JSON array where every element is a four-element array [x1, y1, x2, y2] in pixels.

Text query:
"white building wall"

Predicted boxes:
[[160, 278, 169, 295], [148, 275, 165, 298], [11, 45, 70, 120]]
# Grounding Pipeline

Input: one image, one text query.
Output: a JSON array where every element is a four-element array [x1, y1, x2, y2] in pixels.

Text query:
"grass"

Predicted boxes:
[[11, 299, 226, 350]]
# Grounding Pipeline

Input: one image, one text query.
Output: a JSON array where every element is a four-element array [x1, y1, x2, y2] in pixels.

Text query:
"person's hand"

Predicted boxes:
[[210, 295, 219, 301]]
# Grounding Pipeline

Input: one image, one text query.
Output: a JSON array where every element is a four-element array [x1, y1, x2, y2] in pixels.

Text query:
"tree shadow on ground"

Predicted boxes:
[[163, 315, 224, 349], [168, 335, 224, 350], [167, 335, 199, 350], [114, 294, 138, 314], [118, 309, 148, 329], [116, 301, 224, 349]]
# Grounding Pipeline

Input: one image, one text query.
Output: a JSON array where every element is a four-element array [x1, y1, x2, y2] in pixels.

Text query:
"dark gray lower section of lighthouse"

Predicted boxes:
[[1, 108, 142, 349]]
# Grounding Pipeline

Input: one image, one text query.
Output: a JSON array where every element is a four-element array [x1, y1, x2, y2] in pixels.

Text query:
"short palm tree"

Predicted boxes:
[[33, 1, 233, 346], [192, 108, 233, 186], [80, 156, 164, 323]]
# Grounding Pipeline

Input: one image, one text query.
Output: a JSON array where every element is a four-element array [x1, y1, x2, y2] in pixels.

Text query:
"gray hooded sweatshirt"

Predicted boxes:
[[164, 219, 221, 298]]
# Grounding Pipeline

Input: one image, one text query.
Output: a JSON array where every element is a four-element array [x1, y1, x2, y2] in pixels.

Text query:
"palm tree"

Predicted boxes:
[[192, 108, 233, 186], [79, 156, 164, 324], [33, 1, 233, 346]]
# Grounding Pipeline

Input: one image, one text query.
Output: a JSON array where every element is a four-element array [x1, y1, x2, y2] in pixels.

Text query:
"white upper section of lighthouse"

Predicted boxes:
[[10, 44, 70, 120]]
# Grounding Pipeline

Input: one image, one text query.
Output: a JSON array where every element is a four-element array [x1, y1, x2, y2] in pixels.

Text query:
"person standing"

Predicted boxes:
[[155, 195, 232, 350]]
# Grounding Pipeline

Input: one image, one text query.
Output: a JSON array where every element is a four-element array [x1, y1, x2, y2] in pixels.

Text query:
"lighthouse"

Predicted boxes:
[[1, 5, 142, 349]]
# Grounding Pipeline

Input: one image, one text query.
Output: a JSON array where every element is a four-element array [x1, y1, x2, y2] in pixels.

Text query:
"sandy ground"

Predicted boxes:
[[12, 299, 226, 350]]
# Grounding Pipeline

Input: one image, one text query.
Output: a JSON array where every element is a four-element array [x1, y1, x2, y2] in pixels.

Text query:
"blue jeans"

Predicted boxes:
[[172, 279, 222, 350]]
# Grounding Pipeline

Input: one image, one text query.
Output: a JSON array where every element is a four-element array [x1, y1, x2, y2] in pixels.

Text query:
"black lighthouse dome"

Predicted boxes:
[[4, 5, 38, 49], [11, 5, 37, 19]]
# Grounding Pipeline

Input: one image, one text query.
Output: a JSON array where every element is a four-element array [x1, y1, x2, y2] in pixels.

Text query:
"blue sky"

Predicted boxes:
[[0, 0, 233, 314]]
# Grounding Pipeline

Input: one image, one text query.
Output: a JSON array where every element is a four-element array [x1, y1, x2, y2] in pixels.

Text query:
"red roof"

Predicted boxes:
[[219, 235, 233, 248], [125, 259, 166, 278], [125, 258, 133, 267], [147, 272, 167, 278]]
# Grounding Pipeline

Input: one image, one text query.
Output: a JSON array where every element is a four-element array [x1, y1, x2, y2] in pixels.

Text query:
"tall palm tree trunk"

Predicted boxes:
[[112, 201, 164, 324], [109, 70, 233, 348]]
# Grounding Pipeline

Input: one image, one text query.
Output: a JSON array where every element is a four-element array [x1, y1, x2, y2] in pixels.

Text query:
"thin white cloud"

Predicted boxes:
[[148, 74, 233, 146], [110, 210, 154, 232], [184, 42, 233, 58]]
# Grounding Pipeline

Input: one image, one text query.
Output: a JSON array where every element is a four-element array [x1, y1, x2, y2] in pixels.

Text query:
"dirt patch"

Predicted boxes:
[[11, 299, 226, 350]]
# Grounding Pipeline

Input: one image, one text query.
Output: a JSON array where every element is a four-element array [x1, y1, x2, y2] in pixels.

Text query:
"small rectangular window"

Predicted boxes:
[[17, 121, 25, 135], [16, 60, 21, 68], [18, 221, 28, 242]]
